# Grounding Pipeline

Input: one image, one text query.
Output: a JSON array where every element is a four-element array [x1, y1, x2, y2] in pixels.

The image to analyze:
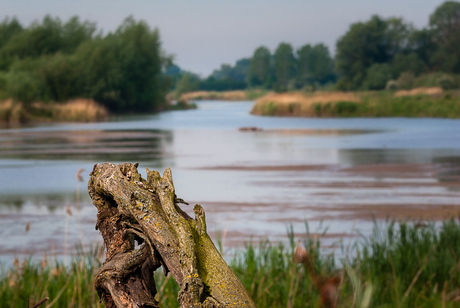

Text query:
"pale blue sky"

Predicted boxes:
[[1, 0, 448, 76]]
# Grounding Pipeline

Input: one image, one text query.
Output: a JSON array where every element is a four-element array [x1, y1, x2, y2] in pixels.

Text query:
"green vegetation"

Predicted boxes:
[[313, 91, 460, 118], [335, 1, 460, 91], [0, 15, 172, 114], [167, 1, 460, 95], [3, 218, 460, 307]]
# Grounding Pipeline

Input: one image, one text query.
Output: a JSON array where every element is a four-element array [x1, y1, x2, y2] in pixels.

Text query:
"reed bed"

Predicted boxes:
[[251, 89, 460, 118], [2, 217, 460, 307], [251, 91, 361, 116], [179, 90, 267, 102], [0, 98, 108, 125], [48, 99, 108, 122]]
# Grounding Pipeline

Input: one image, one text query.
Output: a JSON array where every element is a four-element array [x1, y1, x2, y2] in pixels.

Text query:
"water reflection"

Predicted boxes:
[[0, 129, 173, 162], [1, 101, 460, 264]]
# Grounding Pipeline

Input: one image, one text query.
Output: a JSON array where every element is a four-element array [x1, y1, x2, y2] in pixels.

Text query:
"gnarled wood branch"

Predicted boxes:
[[88, 162, 255, 308]]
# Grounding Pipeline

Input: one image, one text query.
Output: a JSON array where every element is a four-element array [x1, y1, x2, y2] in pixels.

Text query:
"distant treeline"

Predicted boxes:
[[0, 16, 171, 112], [170, 0, 460, 95]]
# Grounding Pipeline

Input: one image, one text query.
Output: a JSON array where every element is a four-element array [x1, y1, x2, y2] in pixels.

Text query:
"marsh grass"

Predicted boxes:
[[252, 89, 460, 118], [2, 218, 460, 307], [0, 98, 108, 125]]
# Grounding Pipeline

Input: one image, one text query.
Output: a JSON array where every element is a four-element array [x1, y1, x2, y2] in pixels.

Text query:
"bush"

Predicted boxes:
[[437, 74, 457, 90], [396, 71, 415, 89], [362, 63, 393, 90], [386, 80, 399, 91]]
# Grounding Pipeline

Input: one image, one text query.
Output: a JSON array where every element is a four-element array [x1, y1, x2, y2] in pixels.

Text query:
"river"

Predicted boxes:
[[1, 100, 460, 265]]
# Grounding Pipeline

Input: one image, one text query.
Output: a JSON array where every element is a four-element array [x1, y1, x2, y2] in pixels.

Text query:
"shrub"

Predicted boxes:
[[362, 63, 393, 90], [437, 74, 457, 90]]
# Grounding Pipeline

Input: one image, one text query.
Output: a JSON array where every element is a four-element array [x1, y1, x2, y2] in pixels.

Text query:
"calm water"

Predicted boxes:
[[1, 101, 460, 264]]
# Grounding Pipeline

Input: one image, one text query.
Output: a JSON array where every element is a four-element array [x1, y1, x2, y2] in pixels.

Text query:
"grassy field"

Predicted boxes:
[[2, 217, 460, 307], [251, 88, 460, 118]]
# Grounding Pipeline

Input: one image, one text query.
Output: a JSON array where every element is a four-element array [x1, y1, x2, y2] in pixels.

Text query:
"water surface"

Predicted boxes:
[[1, 101, 460, 264]]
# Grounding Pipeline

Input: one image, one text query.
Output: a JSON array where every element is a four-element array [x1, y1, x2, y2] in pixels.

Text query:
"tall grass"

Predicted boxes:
[[251, 90, 460, 118], [0, 98, 108, 125], [2, 218, 460, 307]]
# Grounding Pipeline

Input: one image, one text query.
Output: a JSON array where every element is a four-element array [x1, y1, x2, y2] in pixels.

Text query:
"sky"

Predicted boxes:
[[1, 0, 448, 77]]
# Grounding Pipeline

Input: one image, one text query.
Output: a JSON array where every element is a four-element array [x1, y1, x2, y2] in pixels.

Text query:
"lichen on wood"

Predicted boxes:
[[88, 162, 255, 308]]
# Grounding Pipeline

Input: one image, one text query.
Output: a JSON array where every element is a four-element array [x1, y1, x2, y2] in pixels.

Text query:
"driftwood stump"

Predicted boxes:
[[88, 162, 255, 308]]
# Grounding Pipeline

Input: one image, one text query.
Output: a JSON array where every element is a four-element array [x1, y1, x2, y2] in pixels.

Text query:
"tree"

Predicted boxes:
[[0, 17, 23, 51], [74, 17, 166, 112], [296, 43, 335, 86], [211, 58, 250, 82], [249, 46, 271, 87], [429, 1, 460, 72], [335, 15, 412, 90], [274, 42, 296, 91]]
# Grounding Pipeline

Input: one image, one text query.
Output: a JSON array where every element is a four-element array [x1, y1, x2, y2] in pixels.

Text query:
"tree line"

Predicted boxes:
[[171, 0, 460, 94], [0, 1, 459, 112], [0, 16, 171, 112]]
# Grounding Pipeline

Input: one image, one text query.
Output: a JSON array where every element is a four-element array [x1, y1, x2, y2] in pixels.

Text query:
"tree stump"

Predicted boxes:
[[88, 162, 255, 308]]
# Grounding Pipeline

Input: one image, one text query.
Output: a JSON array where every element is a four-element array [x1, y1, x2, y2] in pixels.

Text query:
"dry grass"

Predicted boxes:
[[251, 91, 361, 116], [47, 99, 108, 122], [0, 99, 29, 124], [180, 90, 248, 101], [0, 98, 108, 125], [394, 87, 443, 97]]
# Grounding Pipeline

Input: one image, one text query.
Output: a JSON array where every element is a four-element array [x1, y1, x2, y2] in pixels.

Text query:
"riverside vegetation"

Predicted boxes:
[[2, 217, 460, 307], [251, 88, 460, 118], [0, 15, 176, 124]]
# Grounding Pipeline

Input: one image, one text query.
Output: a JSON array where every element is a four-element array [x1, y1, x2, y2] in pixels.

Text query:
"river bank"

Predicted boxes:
[[251, 88, 460, 118], [0, 98, 198, 126], [0, 98, 109, 125], [177, 89, 268, 102]]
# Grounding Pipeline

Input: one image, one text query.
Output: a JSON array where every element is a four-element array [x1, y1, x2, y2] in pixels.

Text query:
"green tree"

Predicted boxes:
[[61, 16, 96, 54], [429, 1, 460, 72], [249, 46, 271, 87], [0, 17, 23, 51], [296, 43, 334, 86], [335, 15, 412, 90], [274, 42, 295, 91], [74, 17, 166, 112], [211, 58, 250, 82]]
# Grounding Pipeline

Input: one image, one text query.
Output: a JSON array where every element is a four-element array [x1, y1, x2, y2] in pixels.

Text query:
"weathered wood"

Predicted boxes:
[[89, 162, 255, 308]]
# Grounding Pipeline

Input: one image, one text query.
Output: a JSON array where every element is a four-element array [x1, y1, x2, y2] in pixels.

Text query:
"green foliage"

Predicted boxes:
[[429, 1, 460, 72], [211, 58, 250, 82], [0, 15, 169, 113], [396, 72, 416, 89], [362, 63, 393, 90], [249, 46, 272, 87], [174, 73, 199, 98], [274, 43, 296, 92], [296, 43, 335, 87], [437, 74, 458, 89], [335, 15, 396, 90], [334, 2, 460, 90], [4, 219, 460, 307], [309, 91, 460, 118]]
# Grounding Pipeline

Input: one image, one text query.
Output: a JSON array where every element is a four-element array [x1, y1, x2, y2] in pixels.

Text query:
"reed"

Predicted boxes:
[[49, 99, 108, 122], [2, 217, 460, 307], [251, 89, 460, 118], [0, 98, 108, 125]]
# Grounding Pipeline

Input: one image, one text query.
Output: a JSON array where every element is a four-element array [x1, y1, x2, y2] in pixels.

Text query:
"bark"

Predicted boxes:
[[88, 162, 255, 308]]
